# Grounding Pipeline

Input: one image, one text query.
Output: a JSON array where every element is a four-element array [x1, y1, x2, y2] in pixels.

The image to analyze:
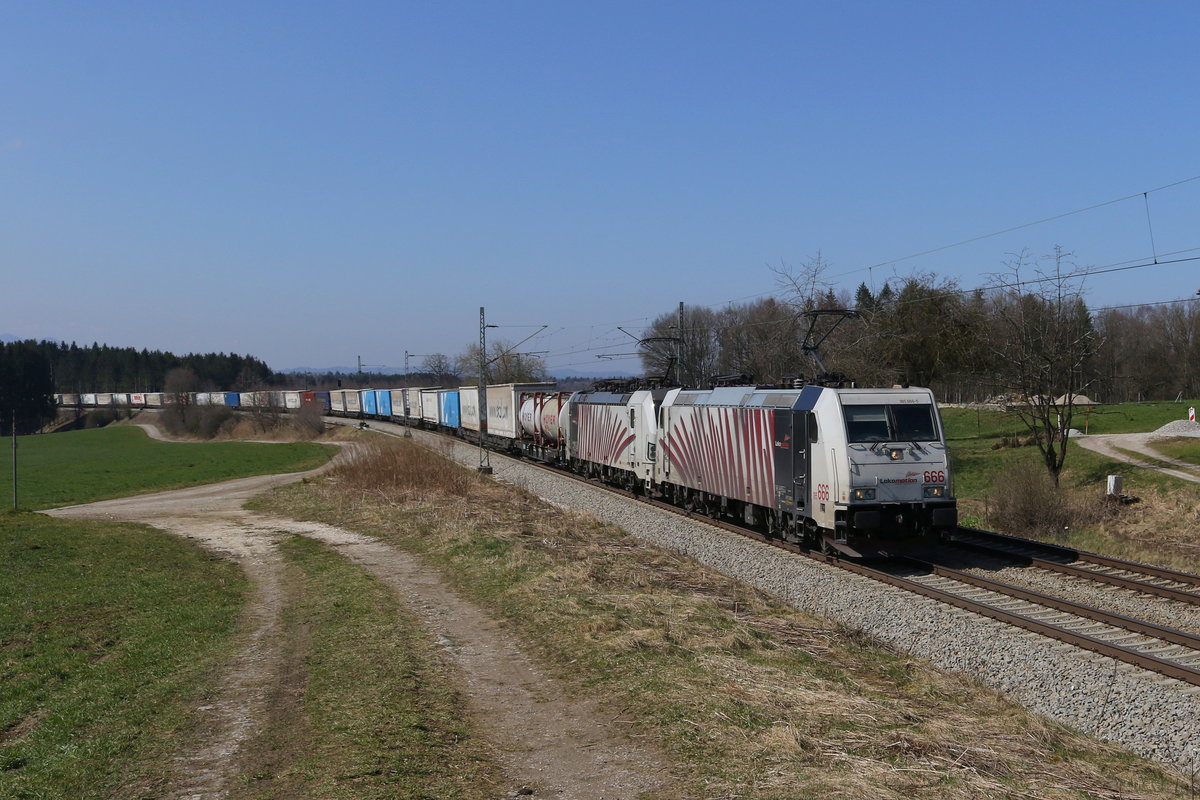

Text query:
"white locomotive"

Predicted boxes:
[[565, 382, 956, 556]]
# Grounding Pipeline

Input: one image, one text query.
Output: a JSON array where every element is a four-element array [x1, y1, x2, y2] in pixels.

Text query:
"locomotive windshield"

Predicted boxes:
[[843, 403, 938, 443]]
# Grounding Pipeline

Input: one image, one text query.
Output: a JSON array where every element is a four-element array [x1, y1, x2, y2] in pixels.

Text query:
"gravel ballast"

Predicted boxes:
[[383, 422, 1200, 772]]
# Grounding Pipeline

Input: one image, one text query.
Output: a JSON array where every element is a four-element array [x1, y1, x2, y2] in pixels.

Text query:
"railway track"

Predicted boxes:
[[535, 460, 1200, 688], [950, 528, 1200, 607], [874, 556, 1200, 686], [353, 418, 1200, 689], [530, 462, 1200, 687]]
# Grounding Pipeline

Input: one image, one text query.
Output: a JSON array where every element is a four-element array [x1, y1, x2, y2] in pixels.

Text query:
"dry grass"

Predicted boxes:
[[1061, 483, 1200, 570], [984, 461, 1078, 539], [326, 438, 485, 500], [250, 436, 1192, 799]]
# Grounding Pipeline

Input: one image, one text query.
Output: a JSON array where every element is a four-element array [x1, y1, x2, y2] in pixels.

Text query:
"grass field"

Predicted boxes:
[[0, 513, 248, 799], [941, 403, 1200, 570], [1148, 436, 1200, 465], [0, 425, 335, 510], [940, 400, 1199, 441]]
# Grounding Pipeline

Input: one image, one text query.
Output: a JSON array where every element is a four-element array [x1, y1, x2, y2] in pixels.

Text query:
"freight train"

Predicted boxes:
[[56, 380, 957, 556]]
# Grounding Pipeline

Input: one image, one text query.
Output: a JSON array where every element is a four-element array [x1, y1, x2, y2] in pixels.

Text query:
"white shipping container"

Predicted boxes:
[[459, 386, 482, 432], [402, 388, 423, 420], [283, 391, 302, 410], [420, 389, 441, 424], [485, 383, 556, 440], [330, 391, 346, 413]]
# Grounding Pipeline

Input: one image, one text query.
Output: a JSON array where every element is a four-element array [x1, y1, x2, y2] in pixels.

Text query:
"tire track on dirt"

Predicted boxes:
[[43, 440, 668, 799]]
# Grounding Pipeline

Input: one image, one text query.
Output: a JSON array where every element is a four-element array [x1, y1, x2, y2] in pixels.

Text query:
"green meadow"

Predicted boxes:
[[940, 400, 1200, 501], [0, 425, 335, 510], [0, 513, 249, 798], [941, 401, 1200, 571], [0, 425, 335, 795]]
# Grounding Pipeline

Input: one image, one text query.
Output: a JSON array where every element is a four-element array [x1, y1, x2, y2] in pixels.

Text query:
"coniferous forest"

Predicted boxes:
[[5, 340, 276, 394]]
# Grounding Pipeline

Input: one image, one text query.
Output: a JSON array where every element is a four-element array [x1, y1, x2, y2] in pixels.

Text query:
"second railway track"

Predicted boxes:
[[505, 436, 1200, 688]]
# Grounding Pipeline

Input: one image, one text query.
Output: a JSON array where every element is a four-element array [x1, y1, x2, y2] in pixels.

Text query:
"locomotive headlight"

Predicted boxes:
[[852, 487, 876, 501], [923, 485, 945, 498], [888, 448, 903, 461]]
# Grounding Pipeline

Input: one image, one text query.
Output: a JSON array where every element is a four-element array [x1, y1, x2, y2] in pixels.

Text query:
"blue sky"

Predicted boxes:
[[4, 2, 1198, 375]]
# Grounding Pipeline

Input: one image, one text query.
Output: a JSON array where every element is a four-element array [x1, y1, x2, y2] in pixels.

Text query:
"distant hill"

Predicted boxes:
[[551, 369, 637, 380], [2, 334, 59, 344], [280, 366, 398, 375]]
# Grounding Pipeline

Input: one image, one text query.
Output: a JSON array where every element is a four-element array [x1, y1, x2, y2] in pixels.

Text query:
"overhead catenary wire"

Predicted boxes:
[[542, 252, 1200, 358], [827, 173, 1200, 282], [683, 172, 1200, 311], [475, 174, 1200, 370]]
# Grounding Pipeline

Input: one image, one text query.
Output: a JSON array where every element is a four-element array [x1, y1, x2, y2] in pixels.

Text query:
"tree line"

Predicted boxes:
[[639, 250, 1198, 405], [638, 249, 1196, 485], [21, 341, 276, 394]]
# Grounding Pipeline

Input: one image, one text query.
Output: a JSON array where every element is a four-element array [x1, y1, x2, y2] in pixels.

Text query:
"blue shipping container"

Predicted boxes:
[[376, 389, 393, 417], [224, 392, 241, 407], [362, 390, 378, 416], [314, 391, 331, 413], [439, 390, 461, 430]]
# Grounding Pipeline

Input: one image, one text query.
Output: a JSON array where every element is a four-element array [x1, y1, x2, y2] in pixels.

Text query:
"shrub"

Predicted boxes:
[[984, 461, 1075, 539], [159, 403, 233, 439], [294, 402, 325, 439], [330, 439, 483, 501]]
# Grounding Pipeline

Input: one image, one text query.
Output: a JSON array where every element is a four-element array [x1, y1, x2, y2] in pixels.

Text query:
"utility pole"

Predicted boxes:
[[356, 355, 384, 387], [403, 351, 431, 438], [405, 350, 434, 385], [11, 414, 17, 511], [677, 301, 684, 386], [473, 311, 543, 474], [478, 307, 492, 474]]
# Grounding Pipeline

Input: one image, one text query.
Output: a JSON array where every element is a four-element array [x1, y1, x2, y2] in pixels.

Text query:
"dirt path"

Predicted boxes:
[[1075, 433, 1200, 483], [43, 438, 667, 799]]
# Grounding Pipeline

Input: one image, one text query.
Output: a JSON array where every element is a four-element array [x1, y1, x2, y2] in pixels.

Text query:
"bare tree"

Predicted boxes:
[[422, 353, 459, 386], [456, 340, 548, 384], [989, 247, 1098, 486], [772, 252, 867, 382], [716, 298, 804, 384], [639, 305, 722, 386], [771, 251, 835, 311]]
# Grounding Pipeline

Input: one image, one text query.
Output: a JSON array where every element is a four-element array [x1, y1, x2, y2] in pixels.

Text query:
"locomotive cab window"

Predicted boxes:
[[843, 404, 938, 443]]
